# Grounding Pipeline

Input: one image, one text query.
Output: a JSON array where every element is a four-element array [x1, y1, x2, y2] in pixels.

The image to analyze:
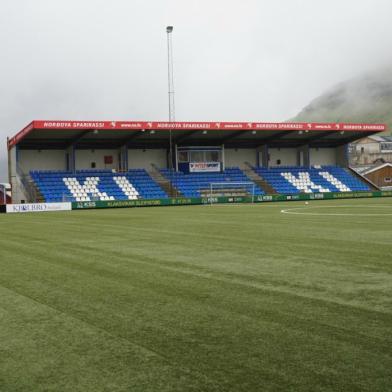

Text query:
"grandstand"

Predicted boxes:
[[7, 120, 385, 204]]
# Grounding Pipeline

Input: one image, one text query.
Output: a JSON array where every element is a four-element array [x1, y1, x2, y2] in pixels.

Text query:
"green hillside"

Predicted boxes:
[[293, 67, 392, 133]]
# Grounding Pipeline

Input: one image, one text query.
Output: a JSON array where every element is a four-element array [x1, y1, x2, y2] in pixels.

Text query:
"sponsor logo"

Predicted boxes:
[[312, 193, 324, 199], [342, 124, 385, 131], [120, 122, 143, 128], [287, 195, 301, 200], [202, 197, 218, 204], [222, 123, 243, 129], [107, 200, 162, 207], [171, 198, 193, 205], [313, 124, 333, 130], [277, 123, 303, 130], [260, 195, 273, 201], [189, 162, 221, 173], [76, 201, 96, 209], [43, 122, 106, 129], [156, 122, 211, 129], [7, 202, 71, 213]]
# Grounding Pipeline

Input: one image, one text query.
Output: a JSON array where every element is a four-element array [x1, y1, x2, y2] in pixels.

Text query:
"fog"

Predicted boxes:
[[1, 0, 392, 181]]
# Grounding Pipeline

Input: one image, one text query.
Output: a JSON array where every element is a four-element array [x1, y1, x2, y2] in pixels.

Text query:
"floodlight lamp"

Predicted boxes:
[[166, 26, 173, 33]]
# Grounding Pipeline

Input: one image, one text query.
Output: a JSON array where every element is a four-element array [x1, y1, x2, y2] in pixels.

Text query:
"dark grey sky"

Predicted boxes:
[[1, 0, 392, 180]]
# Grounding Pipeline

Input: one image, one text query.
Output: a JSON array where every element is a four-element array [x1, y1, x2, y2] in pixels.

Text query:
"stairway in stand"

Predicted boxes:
[[19, 169, 44, 203], [28, 176, 45, 202], [240, 162, 277, 195], [148, 165, 184, 197]]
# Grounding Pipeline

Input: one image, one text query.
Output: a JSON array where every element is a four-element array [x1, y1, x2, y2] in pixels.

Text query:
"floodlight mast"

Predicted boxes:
[[166, 26, 176, 195], [166, 25, 175, 122]]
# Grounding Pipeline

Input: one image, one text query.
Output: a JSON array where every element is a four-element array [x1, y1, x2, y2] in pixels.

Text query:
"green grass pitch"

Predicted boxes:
[[1, 198, 392, 391]]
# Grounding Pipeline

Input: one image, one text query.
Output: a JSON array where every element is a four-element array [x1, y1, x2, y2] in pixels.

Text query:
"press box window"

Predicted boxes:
[[190, 151, 204, 162], [205, 151, 220, 162], [178, 151, 189, 162]]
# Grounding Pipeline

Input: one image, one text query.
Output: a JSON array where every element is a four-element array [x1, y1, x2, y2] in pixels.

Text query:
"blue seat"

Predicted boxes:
[[253, 166, 370, 194], [30, 169, 169, 202], [160, 167, 265, 197]]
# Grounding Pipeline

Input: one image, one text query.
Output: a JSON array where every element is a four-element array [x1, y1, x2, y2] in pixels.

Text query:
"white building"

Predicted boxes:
[[351, 135, 392, 165]]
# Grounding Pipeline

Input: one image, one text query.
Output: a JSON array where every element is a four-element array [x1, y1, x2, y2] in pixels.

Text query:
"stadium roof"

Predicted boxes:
[[8, 120, 387, 150]]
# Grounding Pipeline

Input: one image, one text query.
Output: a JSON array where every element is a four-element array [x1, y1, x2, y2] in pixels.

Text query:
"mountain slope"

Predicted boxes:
[[293, 67, 392, 132]]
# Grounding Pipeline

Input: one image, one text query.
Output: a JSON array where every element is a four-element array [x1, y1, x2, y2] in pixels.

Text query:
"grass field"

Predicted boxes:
[[1, 198, 392, 391]]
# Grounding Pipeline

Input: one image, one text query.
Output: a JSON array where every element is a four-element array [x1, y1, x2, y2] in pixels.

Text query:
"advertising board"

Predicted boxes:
[[6, 202, 72, 213]]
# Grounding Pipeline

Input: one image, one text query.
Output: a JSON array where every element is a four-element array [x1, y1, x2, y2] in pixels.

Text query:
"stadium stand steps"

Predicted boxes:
[[241, 162, 278, 194], [15, 167, 43, 203], [148, 164, 184, 197], [28, 176, 45, 202], [20, 171, 43, 203]]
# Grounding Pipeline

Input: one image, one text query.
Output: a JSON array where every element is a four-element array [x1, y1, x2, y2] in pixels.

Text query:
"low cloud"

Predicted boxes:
[[1, 0, 392, 180]]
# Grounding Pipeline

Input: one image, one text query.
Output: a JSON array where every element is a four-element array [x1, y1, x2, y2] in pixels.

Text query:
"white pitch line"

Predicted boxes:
[[280, 204, 392, 216]]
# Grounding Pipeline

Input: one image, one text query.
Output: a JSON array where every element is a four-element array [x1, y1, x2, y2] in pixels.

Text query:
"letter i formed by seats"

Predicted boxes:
[[113, 177, 139, 200]]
